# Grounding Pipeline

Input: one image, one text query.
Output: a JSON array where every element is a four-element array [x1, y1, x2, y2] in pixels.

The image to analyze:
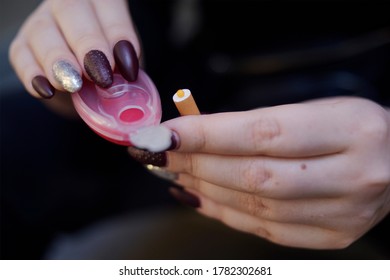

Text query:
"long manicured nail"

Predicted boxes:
[[128, 146, 167, 167], [84, 50, 113, 88], [168, 130, 180, 150], [169, 187, 200, 208], [52, 60, 82, 93], [31, 75, 55, 98], [113, 40, 139, 82]]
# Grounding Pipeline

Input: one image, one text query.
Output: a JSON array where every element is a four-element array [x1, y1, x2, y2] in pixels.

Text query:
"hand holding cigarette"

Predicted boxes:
[[161, 97, 390, 249]]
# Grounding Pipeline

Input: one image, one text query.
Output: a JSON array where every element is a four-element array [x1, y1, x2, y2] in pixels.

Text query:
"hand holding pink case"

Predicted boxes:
[[71, 70, 162, 145]]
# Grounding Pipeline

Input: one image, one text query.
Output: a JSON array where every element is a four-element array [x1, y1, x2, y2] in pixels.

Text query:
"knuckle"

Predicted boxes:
[[107, 26, 141, 54], [74, 33, 102, 49], [359, 165, 390, 191], [193, 121, 207, 151], [324, 223, 365, 249], [257, 226, 286, 247], [352, 101, 389, 144], [253, 225, 272, 240], [183, 153, 199, 176], [249, 118, 281, 153], [239, 159, 272, 194], [340, 208, 377, 236], [356, 207, 378, 226], [27, 17, 53, 35], [330, 233, 357, 249], [192, 176, 203, 192], [375, 163, 390, 185], [360, 116, 388, 143], [51, 0, 80, 14], [239, 194, 270, 218]]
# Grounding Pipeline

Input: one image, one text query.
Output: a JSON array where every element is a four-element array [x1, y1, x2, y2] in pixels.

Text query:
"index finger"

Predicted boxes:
[[163, 103, 350, 157]]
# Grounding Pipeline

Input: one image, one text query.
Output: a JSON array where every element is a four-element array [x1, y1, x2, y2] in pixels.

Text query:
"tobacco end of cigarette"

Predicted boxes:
[[173, 89, 200, 116], [173, 89, 191, 102], [176, 89, 185, 98]]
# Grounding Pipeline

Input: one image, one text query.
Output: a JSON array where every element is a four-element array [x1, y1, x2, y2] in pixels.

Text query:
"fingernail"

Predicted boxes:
[[169, 187, 200, 208], [52, 60, 82, 93], [113, 40, 139, 82], [128, 146, 167, 167], [168, 130, 180, 150], [130, 126, 177, 152], [145, 164, 178, 181], [31, 75, 55, 98], [84, 50, 113, 88]]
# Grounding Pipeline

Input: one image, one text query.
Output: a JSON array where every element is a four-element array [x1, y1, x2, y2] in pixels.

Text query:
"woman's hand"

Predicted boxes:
[[141, 97, 390, 249], [9, 0, 140, 112]]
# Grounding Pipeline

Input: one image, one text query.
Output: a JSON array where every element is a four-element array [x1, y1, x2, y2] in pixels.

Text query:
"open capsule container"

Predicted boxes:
[[71, 70, 162, 145]]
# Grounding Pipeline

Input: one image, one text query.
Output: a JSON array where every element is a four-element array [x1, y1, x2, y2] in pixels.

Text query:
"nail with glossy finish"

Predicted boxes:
[[84, 50, 113, 88], [169, 187, 201, 208], [52, 60, 82, 93], [168, 130, 180, 150], [32, 76, 55, 98], [113, 40, 139, 82], [128, 146, 167, 167]]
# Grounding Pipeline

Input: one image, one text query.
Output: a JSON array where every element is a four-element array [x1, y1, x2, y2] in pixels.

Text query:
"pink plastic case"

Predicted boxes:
[[71, 70, 162, 145]]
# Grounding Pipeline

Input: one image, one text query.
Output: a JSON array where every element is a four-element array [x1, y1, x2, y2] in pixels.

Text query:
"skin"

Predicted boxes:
[[163, 98, 390, 249], [9, 0, 390, 249], [9, 0, 140, 116]]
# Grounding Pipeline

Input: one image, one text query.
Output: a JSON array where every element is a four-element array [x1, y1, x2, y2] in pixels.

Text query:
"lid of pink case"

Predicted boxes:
[[71, 70, 162, 145]]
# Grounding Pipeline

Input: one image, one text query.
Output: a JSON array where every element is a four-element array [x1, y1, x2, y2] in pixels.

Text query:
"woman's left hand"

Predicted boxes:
[[156, 97, 390, 249]]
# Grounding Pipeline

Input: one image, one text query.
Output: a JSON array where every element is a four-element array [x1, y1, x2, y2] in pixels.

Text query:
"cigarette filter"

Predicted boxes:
[[173, 89, 200, 116]]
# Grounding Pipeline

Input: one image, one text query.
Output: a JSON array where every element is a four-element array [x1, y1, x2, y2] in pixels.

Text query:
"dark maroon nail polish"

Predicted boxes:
[[168, 130, 180, 150], [128, 146, 167, 167], [84, 50, 113, 88], [31, 76, 55, 98], [113, 40, 139, 82], [169, 187, 200, 208]]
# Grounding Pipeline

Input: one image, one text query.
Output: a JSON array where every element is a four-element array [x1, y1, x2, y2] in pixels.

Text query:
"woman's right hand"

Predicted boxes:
[[9, 0, 140, 101]]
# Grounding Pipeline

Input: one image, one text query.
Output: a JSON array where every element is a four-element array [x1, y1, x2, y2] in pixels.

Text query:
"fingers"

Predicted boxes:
[[9, 35, 49, 98], [92, 0, 140, 54], [166, 151, 352, 199], [176, 174, 370, 231], [50, 0, 114, 87], [50, 0, 140, 85], [93, 0, 140, 81], [164, 102, 353, 157], [194, 191, 350, 249], [9, 0, 141, 99], [24, 8, 82, 93], [9, 3, 55, 98]]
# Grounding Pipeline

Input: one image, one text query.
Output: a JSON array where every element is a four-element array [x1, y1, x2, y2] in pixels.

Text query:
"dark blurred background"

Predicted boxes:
[[1, 0, 389, 259]]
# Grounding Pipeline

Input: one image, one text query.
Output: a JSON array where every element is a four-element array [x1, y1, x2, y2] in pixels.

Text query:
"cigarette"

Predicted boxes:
[[173, 89, 200, 116]]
